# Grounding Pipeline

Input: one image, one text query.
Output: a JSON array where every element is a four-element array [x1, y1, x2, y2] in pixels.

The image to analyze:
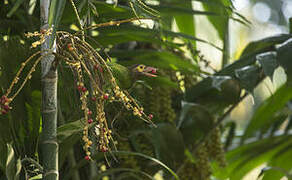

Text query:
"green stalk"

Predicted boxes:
[[222, 18, 230, 68], [40, 0, 58, 179], [290, 17, 292, 34]]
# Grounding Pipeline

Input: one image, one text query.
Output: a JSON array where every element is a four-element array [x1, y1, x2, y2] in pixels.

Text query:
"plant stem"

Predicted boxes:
[[222, 18, 230, 68], [40, 0, 59, 179]]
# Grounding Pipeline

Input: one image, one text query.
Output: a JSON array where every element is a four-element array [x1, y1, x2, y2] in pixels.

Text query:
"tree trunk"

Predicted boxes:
[[40, 0, 58, 179]]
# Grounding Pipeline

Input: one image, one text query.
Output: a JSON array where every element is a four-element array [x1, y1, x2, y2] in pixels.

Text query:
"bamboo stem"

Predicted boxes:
[[40, 0, 59, 179]]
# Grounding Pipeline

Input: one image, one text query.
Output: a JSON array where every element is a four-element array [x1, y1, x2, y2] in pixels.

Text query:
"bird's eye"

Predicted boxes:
[[136, 65, 145, 72]]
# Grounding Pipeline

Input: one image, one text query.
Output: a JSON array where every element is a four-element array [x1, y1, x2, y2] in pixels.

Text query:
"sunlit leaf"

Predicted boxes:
[[5, 144, 21, 180], [240, 34, 292, 58]]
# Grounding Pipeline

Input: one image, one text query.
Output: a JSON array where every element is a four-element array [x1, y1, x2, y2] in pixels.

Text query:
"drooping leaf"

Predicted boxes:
[[172, 1, 195, 38], [185, 53, 256, 104], [7, 0, 25, 18], [235, 65, 260, 92], [90, 24, 221, 50], [213, 135, 292, 180], [256, 52, 278, 81], [276, 39, 292, 85], [240, 34, 292, 58], [202, 0, 231, 40], [262, 147, 292, 180], [5, 144, 21, 180], [154, 4, 217, 17], [48, 0, 66, 29]]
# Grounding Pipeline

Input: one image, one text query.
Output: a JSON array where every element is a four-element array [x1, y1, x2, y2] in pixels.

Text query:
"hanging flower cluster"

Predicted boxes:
[[0, 18, 155, 161]]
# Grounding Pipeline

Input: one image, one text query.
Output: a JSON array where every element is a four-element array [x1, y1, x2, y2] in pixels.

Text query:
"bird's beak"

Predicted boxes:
[[142, 66, 157, 77]]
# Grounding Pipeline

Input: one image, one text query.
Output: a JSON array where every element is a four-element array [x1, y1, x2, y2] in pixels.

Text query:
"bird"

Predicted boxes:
[[106, 62, 157, 89]]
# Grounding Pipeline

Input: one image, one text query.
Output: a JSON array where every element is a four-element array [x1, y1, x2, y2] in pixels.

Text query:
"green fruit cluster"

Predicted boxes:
[[206, 127, 227, 167]]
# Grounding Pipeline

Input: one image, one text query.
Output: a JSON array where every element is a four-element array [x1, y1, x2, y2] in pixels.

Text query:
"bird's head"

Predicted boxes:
[[132, 64, 157, 77]]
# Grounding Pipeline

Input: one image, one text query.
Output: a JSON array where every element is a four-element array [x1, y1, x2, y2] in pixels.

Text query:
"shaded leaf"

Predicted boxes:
[[110, 50, 199, 73], [235, 65, 260, 92], [242, 84, 292, 141], [91, 25, 221, 50], [178, 103, 214, 146], [276, 38, 292, 85], [7, 0, 24, 18], [185, 54, 256, 104], [256, 51, 278, 81], [151, 123, 185, 168]]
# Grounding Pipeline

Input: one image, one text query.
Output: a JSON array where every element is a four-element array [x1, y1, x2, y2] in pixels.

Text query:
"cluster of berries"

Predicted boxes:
[[0, 96, 11, 115]]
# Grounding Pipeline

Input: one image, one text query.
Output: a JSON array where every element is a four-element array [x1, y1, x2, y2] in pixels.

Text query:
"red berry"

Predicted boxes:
[[99, 67, 103, 73], [148, 114, 153, 120], [40, 29, 46, 34], [88, 119, 93, 124], [87, 110, 92, 116], [77, 85, 83, 91], [91, 97, 96, 101], [1, 110, 7, 115], [151, 69, 157, 74], [94, 65, 103, 73], [1, 96, 8, 104], [84, 155, 90, 161], [101, 146, 108, 152], [3, 105, 10, 111], [103, 94, 109, 100], [82, 87, 87, 92], [67, 43, 74, 51]]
